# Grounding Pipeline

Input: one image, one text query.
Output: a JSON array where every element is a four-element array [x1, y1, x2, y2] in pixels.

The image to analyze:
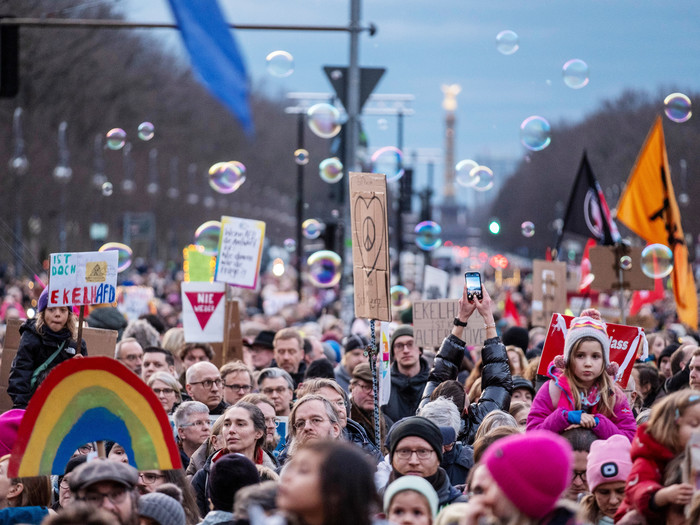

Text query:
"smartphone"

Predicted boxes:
[[465, 271, 482, 301]]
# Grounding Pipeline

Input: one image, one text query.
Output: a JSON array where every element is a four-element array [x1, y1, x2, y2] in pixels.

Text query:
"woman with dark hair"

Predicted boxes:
[[0, 454, 52, 522], [633, 363, 662, 408], [277, 440, 380, 525]]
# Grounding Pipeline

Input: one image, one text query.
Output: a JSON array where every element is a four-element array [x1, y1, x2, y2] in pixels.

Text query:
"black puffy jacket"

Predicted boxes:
[[420, 334, 512, 445]]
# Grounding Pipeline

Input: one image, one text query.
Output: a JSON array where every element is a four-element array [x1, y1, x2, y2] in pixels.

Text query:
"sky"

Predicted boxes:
[[123, 0, 700, 197]]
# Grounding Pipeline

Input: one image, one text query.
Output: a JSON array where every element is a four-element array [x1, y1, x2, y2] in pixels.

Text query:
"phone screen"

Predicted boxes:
[[465, 273, 482, 297]]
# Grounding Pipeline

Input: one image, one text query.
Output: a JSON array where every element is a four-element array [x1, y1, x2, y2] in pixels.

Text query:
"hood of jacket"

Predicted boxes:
[[390, 357, 430, 390], [86, 306, 128, 331]]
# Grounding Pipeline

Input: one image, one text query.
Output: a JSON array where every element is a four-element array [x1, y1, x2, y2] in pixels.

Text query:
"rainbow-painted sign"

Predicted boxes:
[[8, 356, 182, 476]]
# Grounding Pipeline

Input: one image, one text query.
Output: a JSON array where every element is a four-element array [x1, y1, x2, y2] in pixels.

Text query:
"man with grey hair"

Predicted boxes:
[[185, 362, 229, 415], [114, 338, 144, 376], [173, 401, 211, 468], [418, 396, 474, 486], [280, 394, 341, 465], [258, 367, 295, 417], [123, 319, 160, 350]]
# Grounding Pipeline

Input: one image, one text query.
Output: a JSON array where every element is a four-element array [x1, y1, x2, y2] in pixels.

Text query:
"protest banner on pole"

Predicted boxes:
[[48, 251, 119, 307], [181, 281, 226, 343], [117, 286, 154, 321], [531, 260, 567, 327], [214, 216, 265, 289]]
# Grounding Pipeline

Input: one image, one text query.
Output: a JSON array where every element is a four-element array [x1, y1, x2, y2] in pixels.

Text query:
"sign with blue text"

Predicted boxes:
[[48, 251, 118, 307]]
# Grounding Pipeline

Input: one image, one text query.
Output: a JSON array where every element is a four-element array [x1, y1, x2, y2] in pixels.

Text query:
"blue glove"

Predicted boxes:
[[566, 410, 583, 424]]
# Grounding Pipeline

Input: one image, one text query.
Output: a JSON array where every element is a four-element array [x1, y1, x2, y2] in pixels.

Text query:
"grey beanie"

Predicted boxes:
[[390, 325, 414, 357], [138, 492, 186, 525]]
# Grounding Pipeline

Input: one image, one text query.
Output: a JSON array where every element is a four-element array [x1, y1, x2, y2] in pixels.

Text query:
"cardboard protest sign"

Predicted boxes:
[[589, 246, 654, 291], [117, 286, 154, 321], [537, 313, 646, 388], [215, 216, 265, 289], [184, 244, 216, 282], [182, 281, 226, 343], [8, 356, 181, 475], [423, 265, 449, 299], [350, 172, 391, 321], [48, 251, 119, 307], [413, 299, 485, 349], [531, 260, 567, 327]]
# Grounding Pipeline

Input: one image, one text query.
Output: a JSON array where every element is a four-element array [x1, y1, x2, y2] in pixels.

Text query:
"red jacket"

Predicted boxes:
[[615, 423, 676, 523]]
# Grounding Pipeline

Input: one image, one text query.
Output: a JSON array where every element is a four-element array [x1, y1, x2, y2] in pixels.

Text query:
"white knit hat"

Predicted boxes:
[[563, 316, 610, 366]]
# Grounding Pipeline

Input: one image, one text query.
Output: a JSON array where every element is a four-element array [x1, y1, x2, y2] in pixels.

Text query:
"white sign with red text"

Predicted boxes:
[[181, 281, 226, 343], [48, 251, 119, 307]]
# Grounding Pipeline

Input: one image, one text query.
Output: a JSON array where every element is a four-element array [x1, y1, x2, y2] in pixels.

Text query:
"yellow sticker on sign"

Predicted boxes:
[[85, 261, 108, 283]]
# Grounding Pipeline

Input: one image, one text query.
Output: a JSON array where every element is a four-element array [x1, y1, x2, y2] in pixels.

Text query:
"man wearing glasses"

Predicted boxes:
[[69, 459, 140, 525], [185, 362, 230, 415], [173, 401, 212, 468], [114, 338, 144, 376], [220, 361, 255, 405], [258, 367, 295, 417]]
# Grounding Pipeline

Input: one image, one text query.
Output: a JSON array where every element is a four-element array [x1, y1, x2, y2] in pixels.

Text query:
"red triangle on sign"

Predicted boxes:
[[184, 292, 225, 330]]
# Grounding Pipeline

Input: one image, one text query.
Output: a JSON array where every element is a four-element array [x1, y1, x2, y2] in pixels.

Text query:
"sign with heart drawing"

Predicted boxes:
[[349, 172, 391, 321]]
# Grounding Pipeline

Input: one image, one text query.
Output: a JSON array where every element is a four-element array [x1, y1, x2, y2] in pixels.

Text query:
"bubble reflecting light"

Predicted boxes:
[[496, 30, 519, 55], [194, 221, 222, 256], [294, 149, 310, 166], [307, 250, 342, 288], [470, 166, 494, 192], [106, 128, 126, 150], [414, 221, 442, 251], [641, 243, 673, 278], [302, 219, 323, 240], [562, 59, 590, 89], [208, 161, 246, 194], [307, 103, 342, 139], [137, 122, 155, 141], [98, 242, 133, 272], [455, 159, 479, 188], [266, 50, 294, 78], [520, 116, 551, 151], [371, 146, 404, 183], [619, 255, 632, 271], [521, 221, 535, 237], [319, 157, 343, 183], [390, 285, 411, 310], [101, 182, 113, 197], [664, 93, 692, 123], [283, 238, 296, 252]]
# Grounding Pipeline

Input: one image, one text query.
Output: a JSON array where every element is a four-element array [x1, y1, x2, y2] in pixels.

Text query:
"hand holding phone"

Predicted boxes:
[[465, 272, 482, 301]]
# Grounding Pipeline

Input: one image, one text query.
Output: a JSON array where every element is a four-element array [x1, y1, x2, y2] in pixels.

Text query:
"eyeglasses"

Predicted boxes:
[[77, 443, 94, 454], [394, 448, 435, 460], [293, 417, 329, 431], [152, 388, 176, 396], [121, 354, 142, 362], [59, 477, 71, 490], [180, 419, 211, 429], [262, 387, 290, 396], [80, 486, 128, 506], [352, 382, 373, 393], [138, 472, 166, 485], [264, 417, 280, 427], [573, 470, 587, 483], [189, 378, 222, 389], [394, 341, 416, 352], [224, 383, 252, 392], [330, 399, 347, 409]]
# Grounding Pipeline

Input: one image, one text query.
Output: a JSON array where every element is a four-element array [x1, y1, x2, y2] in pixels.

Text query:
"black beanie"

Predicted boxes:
[[389, 416, 443, 463], [390, 325, 414, 358], [659, 343, 680, 362], [208, 453, 260, 511], [502, 326, 529, 352]]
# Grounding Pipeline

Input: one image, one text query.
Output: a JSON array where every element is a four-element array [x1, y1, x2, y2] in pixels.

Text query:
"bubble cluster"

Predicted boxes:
[[641, 243, 673, 278], [307, 250, 342, 287], [562, 59, 590, 89], [455, 159, 479, 188], [520, 116, 551, 151], [106, 128, 126, 150], [414, 221, 442, 251], [138, 122, 155, 141], [208, 161, 246, 194], [307, 103, 342, 139], [266, 50, 294, 77], [496, 30, 519, 55], [294, 149, 310, 166], [98, 242, 133, 273], [521, 221, 535, 237], [302, 219, 323, 240], [194, 221, 222, 256], [371, 146, 404, 183], [664, 93, 692, 123], [390, 285, 411, 310], [319, 157, 343, 184]]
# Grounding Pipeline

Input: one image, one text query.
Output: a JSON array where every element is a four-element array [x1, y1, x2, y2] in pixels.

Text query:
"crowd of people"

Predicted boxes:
[[0, 271, 698, 525]]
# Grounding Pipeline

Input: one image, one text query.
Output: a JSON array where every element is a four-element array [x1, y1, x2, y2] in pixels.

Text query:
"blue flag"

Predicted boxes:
[[168, 0, 254, 135]]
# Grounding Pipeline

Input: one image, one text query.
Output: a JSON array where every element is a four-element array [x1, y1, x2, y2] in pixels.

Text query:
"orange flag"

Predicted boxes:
[[616, 116, 698, 329]]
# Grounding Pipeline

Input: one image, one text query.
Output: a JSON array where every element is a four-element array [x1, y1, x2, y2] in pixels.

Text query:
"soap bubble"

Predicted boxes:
[[193, 221, 222, 256], [307, 103, 341, 139], [266, 50, 294, 77], [520, 116, 551, 151], [98, 242, 133, 272], [307, 250, 342, 287], [521, 221, 535, 237], [496, 30, 519, 55], [319, 157, 344, 183], [294, 149, 310, 166], [302, 219, 323, 240], [106, 128, 126, 150], [414, 221, 442, 251], [371, 146, 404, 183], [390, 285, 411, 310], [137, 122, 155, 141], [619, 255, 632, 271], [283, 238, 296, 252], [470, 166, 494, 192], [101, 182, 113, 197], [208, 161, 246, 194], [562, 59, 590, 89], [641, 243, 673, 278], [455, 159, 479, 188], [664, 93, 692, 123]]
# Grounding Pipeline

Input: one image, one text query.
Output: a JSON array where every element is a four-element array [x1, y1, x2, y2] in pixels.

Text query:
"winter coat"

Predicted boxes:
[[615, 423, 675, 523], [420, 334, 512, 445], [381, 357, 430, 423], [8, 318, 87, 409], [343, 418, 383, 463], [442, 441, 474, 486], [334, 363, 352, 393], [526, 362, 636, 441]]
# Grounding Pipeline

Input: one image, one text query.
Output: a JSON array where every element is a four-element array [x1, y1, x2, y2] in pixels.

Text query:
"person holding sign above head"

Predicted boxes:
[[419, 282, 512, 445], [8, 287, 87, 409]]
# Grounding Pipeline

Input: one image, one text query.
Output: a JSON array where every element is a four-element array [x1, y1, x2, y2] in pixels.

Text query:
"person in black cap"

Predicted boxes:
[[502, 326, 529, 355], [511, 375, 535, 406], [204, 453, 260, 524], [384, 416, 467, 507], [249, 330, 276, 371], [334, 334, 370, 393]]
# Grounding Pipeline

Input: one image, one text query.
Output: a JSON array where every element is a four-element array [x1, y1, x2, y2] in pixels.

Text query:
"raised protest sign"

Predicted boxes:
[[350, 172, 391, 321], [423, 265, 449, 300], [531, 260, 567, 327], [184, 244, 216, 282], [48, 251, 118, 307], [117, 286, 154, 321], [413, 299, 485, 348], [182, 281, 226, 343], [215, 216, 265, 289], [537, 313, 647, 388]]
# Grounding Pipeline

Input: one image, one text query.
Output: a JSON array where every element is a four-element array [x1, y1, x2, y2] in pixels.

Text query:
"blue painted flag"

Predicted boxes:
[[168, 0, 254, 135]]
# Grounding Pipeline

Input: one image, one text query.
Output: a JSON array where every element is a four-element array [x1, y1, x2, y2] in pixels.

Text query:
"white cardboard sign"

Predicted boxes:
[[181, 281, 226, 343], [48, 251, 119, 307]]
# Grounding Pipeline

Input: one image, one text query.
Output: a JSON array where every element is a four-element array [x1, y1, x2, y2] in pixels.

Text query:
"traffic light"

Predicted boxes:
[[0, 16, 19, 97]]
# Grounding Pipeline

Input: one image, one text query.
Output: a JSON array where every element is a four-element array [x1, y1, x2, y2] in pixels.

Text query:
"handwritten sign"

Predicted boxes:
[[117, 286, 154, 321], [350, 172, 391, 321], [215, 216, 265, 289], [48, 251, 118, 307], [531, 260, 567, 327], [412, 299, 485, 348], [182, 282, 226, 343], [423, 265, 449, 299], [183, 245, 216, 282]]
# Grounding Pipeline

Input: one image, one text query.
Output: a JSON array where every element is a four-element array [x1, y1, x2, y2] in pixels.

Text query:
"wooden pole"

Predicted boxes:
[[76, 305, 85, 347]]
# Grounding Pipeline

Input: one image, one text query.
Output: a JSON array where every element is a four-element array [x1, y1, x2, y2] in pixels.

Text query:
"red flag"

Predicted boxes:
[[578, 238, 597, 293], [629, 277, 665, 317], [504, 291, 521, 326]]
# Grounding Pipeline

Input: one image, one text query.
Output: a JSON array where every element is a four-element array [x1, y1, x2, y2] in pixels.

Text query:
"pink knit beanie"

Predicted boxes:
[[483, 430, 573, 519], [0, 409, 24, 456], [586, 434, 632, 493]]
